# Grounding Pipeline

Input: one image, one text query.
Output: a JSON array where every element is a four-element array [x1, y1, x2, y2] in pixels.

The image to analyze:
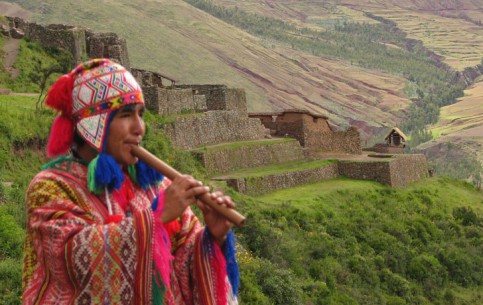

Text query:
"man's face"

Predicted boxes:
[[105, 104, 145, 167]]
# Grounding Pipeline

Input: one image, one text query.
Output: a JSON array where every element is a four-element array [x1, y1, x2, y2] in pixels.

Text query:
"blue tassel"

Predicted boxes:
[[88, 152, 125, 194], [224, 231, 240, 297], [136, 159, 164, 189], [151, 195, 159, 211]]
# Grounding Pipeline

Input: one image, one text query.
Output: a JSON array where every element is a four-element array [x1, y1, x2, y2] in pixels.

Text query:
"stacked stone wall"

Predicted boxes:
[[389, 154, 428, 187], [372, 144, 404, 154], [226, 163, 339, 195], [272, 122, 306, 145], [338, 160, 392, 185], [4, 17, 128, 66], [177, 85, 247, 115], [86, 32, 130, 67], [193, 140, 305, 176], [131, 68, 173, 87], [308, 127, 362, 154], [141, 87, 206, 115], [338, 154, 428, 187], [164, 111, 268, 149]]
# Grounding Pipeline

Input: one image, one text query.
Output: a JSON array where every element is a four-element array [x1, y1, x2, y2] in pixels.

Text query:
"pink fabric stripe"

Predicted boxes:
[[152, 189, 173, 288]]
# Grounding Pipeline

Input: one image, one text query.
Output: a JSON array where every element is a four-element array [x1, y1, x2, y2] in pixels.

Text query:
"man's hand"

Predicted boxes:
[[196, 191, 235, 247], [162, 175, 209, 223]]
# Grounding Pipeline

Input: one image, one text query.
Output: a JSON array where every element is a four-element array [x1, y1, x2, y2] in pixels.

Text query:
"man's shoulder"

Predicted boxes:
[[30, 157, 88, 188]]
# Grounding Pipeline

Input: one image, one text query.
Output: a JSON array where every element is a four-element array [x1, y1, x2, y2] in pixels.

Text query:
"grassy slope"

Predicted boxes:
[[421, 78, 483, 164], [4, 0, 413, 132], [1, 96, 482, 304], [236, 177, 483, 304]]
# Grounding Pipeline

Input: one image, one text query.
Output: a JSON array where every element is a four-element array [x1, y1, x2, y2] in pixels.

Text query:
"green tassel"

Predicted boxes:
[[152, 272, 166, 305], [41, 156, 71, 170], [87, 155, 102, 194], [127, 165, 138, 184]]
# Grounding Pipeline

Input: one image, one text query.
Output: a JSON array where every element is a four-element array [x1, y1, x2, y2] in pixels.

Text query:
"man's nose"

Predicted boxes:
[[131, 114, 145, 136]]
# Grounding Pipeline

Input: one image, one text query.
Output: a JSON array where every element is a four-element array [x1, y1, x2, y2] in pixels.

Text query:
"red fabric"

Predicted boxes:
[[105, 214, 124, 224], [46, 115, 75, 157], [45, 72, 75, 157], [113, 177, 136, 212], [164, 219, 182, 238], [45, 73, 74, 116]]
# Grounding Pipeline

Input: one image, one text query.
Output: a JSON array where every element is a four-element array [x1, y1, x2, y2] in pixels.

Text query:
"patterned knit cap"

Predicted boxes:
[[46, 58, 144, 156]]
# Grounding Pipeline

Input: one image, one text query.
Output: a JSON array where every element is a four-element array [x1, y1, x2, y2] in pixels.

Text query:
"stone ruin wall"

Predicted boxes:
[[226, 163, 339, 196], [307, 126, 362, 155], [389, 154, 428, 187], [4, 16, 129, 67], [177, 85, 247, 116], [338, 159, 392, 186], [141, 86, 202, 116], [164, 111, 268, 150], [338, 154, 428, 187], [371, 143, 404, 154], [193, 140, 305, 176], [250, 112, 361, 154]]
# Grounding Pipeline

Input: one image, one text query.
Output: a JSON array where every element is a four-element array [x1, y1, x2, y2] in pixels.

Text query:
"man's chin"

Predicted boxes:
[[118, 157, 138, 169]]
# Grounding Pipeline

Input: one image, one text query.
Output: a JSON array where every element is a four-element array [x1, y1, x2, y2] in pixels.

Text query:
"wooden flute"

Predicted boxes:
[[131, 146, 246, 227]]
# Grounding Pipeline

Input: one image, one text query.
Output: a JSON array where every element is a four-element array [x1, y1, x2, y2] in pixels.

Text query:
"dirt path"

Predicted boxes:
[[3, 38, 21, 78]]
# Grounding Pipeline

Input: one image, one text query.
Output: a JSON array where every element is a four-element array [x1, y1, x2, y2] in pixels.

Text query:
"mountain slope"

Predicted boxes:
[[3, 0, 413, 134], [212, 0, 483, 70]]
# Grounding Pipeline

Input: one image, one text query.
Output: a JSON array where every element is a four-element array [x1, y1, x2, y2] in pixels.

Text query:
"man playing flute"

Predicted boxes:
[[22, 59, 239, 305]]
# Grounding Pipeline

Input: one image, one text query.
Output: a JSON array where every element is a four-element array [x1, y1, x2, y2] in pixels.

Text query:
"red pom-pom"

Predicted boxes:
[[105, 214, 125, 224], [47, 115, 75, 157], [45, 74, 74, 116]]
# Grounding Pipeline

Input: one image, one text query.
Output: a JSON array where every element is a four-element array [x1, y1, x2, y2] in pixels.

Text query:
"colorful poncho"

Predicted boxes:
[[22, 158, 238, 305]]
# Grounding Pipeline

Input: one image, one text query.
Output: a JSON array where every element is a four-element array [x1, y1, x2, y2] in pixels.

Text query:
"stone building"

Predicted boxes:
[[249, 109, 361, 155], [371, 127, 407, 154]]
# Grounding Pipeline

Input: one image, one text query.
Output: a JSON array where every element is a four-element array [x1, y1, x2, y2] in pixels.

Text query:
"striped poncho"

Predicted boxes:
[[22, 158, 238, 305]]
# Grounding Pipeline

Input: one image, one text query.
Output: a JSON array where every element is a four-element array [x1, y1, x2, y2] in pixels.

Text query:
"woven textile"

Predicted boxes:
[[72, 60, 143, 152], [22, 158, 238, 305]]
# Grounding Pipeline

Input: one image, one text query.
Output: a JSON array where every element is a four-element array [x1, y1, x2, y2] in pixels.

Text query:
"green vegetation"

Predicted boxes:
[[193, 138, 296, 152], [234, 178, 483, 305], [226, 159, 337, 178], [0, 39, 72, 95]]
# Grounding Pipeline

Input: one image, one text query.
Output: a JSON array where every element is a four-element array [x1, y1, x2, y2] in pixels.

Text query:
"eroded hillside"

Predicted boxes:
[[1, 0, 415, 136]]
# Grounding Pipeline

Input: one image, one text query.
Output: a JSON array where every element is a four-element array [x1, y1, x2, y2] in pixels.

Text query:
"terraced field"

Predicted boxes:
[[213, 0, 483, 70], [423, 78, 483, 164]]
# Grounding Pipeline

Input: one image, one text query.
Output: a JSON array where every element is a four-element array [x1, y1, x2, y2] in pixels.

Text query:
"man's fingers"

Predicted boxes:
[[175, 175, 203, 190]]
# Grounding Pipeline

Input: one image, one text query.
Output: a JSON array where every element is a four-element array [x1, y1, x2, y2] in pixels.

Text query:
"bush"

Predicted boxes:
[[256, 259, 303, 305], [408, 254, 447, 285], [0, 258, 22, 305], [0, 211, 25, 259], [453, 206, 479, 226]]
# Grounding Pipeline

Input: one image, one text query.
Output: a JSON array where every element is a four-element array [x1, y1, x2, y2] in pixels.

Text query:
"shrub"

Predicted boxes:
[[0, 258, 22, 305], [453, 206, 479, 226], [408, 254, 447, 285], [0, 212, 25, 259]]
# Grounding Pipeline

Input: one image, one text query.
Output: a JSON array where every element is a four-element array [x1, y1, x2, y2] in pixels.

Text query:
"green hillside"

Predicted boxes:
[[1, 96, 482, 304], [0, 49, 482, 305]]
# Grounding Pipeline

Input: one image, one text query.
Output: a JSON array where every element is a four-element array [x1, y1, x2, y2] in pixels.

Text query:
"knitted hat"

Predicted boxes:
[[46, 58, 144, 155], [45, 58, 162, 194]]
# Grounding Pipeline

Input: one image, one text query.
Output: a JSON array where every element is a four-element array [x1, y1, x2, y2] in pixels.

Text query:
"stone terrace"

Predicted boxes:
[[2, 16, 429, 195]]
